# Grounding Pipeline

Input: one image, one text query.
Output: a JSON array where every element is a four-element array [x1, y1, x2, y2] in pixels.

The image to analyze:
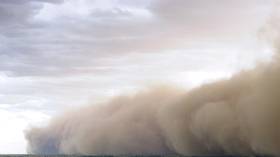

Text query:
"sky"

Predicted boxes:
[[0, 0, 277, 154]]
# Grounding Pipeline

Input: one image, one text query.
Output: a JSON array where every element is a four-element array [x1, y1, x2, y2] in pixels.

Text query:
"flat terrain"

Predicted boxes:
[[0, 155, 271, 157]]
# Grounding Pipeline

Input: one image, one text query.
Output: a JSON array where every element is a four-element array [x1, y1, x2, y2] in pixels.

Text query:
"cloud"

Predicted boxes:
[[0, 0, 63, 31], [0, 0, 274, 77]]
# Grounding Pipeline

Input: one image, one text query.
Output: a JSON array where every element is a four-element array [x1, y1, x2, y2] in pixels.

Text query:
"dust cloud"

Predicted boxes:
[[25, 20, 280, 156]]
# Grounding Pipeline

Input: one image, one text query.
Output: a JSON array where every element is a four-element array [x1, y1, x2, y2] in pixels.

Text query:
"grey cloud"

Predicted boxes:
[[0, 0, 63, 30], [150, 0, 274, 36], [0, 0, 273, 77]]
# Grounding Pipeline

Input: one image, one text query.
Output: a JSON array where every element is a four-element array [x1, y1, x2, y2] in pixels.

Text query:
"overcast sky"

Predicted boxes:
[[0, 0, 277, 154]]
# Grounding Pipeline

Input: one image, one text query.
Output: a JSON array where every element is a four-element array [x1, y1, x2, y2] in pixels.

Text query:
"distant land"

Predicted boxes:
[[0, 155, 273, 157]]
